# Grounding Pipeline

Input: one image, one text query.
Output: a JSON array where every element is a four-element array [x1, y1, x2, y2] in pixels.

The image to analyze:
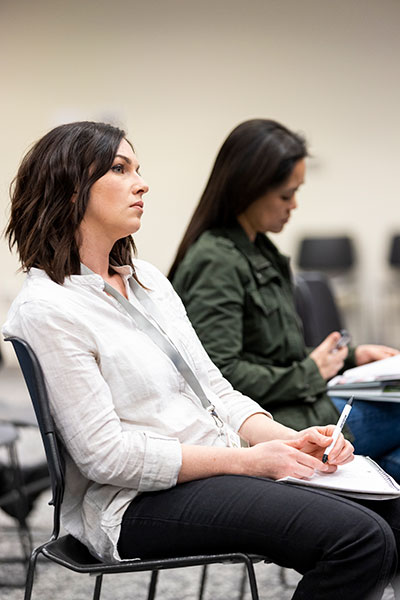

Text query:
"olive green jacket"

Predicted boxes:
[[172, 223, 356, 434]]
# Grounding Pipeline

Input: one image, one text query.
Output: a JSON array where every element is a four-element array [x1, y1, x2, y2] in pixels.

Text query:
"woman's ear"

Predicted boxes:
[[71, 191, 78, 203]]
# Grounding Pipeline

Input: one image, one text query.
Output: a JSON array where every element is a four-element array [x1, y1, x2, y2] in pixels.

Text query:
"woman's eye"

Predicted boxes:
[[111, 164, 124, 174]]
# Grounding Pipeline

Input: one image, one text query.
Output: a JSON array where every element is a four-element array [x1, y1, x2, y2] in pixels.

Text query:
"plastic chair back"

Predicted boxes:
[[294, 272, 344, 346], [389, 235, 400, 268], [297, 236, 355, 272], [5, 337, 64, 535]]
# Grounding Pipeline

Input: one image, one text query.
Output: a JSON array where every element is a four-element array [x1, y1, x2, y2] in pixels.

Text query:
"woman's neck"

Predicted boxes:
[[236, 215, 256, 242], [80, 252, 110, 279], [80, 248, 128, 298]]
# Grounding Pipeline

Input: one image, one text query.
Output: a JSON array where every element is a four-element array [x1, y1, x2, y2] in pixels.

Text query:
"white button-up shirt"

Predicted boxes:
[[2, 260, 269, 561]]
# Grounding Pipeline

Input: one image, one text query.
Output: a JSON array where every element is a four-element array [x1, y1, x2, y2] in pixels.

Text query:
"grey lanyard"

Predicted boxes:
[[80, 264, 223, 426]]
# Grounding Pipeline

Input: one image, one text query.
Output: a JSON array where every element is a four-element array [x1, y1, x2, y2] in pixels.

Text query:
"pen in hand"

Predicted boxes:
[[322, 396, 354, 464]]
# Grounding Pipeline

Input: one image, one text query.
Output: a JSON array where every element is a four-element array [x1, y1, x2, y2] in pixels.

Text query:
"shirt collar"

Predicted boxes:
[[28, 264, 134, 290]]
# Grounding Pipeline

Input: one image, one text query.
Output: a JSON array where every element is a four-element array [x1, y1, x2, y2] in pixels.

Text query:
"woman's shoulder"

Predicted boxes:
[[172, 230, 251, 293], [2, 269, 87, 338], [182, 229, 244, 268], [9, 269, 68, 306]]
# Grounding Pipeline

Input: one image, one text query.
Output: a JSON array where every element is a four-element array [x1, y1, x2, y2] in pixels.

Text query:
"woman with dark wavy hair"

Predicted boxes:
[[170, 118, 400, 482], [2, 121, 400, 599]]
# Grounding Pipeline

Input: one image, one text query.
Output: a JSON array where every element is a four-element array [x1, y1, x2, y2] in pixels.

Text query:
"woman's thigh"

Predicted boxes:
[[118, 474, 397, 600]]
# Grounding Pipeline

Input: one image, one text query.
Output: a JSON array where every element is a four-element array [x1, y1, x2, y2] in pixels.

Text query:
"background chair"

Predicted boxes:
[[6, 336, 270, 600], [0, 421, 33, 587], [388, 234, 400, 268], [296, 235, 355, 274], [380, 233, 400, 347], [295, 235, 361, 343], [294, 271, 345, 347], [0, 339, 50, 588]]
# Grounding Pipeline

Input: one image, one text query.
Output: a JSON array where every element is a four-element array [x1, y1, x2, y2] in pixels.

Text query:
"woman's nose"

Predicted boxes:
[[133, 174, 149, 195]]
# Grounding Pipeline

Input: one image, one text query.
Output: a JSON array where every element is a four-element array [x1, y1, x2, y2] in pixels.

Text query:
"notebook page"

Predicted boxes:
[[328, 354, 400, 385], [278, 455, 400, 498]]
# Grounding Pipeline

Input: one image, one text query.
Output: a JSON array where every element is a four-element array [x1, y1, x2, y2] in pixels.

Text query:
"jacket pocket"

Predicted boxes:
[[246, 289, 279, 317], [243, 290, 283, 355]]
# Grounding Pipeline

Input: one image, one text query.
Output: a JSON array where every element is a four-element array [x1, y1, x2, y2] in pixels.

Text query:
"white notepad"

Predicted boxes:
[[328, 354, 400, 385], [278, 455, 400, 500]]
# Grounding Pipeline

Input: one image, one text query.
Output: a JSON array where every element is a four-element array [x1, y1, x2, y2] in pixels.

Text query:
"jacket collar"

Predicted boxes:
[[217, 222, 290, 283]]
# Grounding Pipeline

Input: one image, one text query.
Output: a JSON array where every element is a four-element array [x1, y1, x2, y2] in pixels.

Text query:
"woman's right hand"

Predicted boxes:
[[309, 331, 348, 380], [242, 435, 332, 481]]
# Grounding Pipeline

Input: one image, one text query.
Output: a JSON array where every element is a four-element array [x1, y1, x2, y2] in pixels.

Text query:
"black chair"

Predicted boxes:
[[388, 235, 400, 268], [294, 271, 344, 347], [297, 236, 355, 273], [5, 336, 269, 600]]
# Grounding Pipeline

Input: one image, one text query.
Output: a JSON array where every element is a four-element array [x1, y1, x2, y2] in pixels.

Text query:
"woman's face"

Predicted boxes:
[[80, 139, 149, 246], [237, 158, 306, 241]]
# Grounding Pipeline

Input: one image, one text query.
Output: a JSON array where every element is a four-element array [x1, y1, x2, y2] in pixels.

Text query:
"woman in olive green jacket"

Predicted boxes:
[[169, 118, 400, 480]]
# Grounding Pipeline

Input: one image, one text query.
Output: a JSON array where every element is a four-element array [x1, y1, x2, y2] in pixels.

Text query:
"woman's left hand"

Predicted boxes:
[[355, 344, 399, 366], [290, 426, 355, 472]]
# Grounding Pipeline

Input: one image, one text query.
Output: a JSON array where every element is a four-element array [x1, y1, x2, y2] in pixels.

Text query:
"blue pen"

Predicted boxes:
[[322, 396, 354, 464]]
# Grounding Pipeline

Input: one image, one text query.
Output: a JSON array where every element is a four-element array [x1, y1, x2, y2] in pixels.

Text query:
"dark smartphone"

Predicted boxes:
[[334, 329, 351, 350]]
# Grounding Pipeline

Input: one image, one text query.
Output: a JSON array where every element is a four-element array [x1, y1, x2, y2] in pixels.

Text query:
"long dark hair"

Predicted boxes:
[[168, 118, 307, 280], [6, 121, 138, 284]]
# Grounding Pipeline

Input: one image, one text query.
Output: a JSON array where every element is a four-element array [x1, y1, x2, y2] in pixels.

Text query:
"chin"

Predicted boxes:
[[270, 225, 285, 234]]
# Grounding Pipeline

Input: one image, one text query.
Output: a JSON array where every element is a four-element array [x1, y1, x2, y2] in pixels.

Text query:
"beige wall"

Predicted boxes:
[[1, 0, 400, 364]]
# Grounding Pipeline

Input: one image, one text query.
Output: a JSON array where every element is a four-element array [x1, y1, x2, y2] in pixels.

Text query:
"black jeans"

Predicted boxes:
[[118, 475, 400, 600]]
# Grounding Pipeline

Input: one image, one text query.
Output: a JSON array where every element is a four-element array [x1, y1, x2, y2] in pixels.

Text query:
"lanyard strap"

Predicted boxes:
[[80, 264, 220, 419]]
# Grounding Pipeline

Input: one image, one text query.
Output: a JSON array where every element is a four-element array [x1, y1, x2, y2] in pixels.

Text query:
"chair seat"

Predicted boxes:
[[43, 534, 267, 575]]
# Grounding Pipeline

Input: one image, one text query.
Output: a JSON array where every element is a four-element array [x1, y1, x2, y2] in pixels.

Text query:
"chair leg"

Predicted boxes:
[[147, 570, 159, 600], [198, 564, 208, 600], [243, 558, 259, 600], [92, 574, 103, 600], [23, 546, 42, 600]]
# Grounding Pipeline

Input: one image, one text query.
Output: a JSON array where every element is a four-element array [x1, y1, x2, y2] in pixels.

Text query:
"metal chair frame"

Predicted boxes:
[[6, 336, 269, 600]]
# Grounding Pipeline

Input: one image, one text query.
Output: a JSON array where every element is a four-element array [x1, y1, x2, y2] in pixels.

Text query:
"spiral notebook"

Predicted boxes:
[[278, 455, 400, 500]]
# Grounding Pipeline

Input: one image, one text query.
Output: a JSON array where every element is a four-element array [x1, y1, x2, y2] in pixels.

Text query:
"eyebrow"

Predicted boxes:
[[114, 154, 140, 170], [115, 154, 132, 165]]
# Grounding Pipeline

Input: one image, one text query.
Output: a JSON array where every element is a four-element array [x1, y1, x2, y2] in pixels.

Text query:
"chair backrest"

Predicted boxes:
[[294, 272, 344, 347], [296, 236, 355, 272], [388, 234, 400, 268], [5, 336, 64, 538]]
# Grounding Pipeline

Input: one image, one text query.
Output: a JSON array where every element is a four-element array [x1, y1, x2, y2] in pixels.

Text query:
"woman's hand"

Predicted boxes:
[[243, 426, 354, 481], [293, 425, 354, 467], [355, 344, 399, 366], [242, 438, 331, 480], [310, 332, 348, 380], [179, 425, 354, 484]]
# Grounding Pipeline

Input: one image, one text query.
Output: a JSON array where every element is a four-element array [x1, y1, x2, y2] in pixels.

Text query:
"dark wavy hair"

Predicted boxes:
[[168, 118, 307, 280], [6, 121, 139, 284]]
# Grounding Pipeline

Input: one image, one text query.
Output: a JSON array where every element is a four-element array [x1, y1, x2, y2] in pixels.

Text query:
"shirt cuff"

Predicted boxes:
[[343, 346, 357, 370], [138, 434, 182, 492]]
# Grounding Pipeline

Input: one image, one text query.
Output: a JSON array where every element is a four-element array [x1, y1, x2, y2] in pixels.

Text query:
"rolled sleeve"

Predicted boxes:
[[138, 433, 182, 492]]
